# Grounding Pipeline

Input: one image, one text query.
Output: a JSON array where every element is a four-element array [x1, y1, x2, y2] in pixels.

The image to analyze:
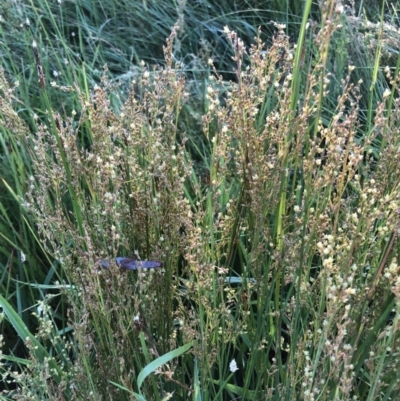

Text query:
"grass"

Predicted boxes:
[[1, 0, 400, 400]]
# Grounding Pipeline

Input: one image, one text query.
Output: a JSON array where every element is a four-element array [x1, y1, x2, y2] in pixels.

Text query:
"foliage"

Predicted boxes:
[[1, 0, 400, 400]]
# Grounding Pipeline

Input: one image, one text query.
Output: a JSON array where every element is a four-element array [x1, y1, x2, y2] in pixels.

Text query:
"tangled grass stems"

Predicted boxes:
[[1, 3, 400, 400]]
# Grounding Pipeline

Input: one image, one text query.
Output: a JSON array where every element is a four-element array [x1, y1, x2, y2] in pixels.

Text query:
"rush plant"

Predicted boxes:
[[1, 1, 400, 400]]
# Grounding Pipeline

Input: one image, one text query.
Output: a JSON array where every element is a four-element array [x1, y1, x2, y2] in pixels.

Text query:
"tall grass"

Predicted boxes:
[[1, 0, 400, 400]]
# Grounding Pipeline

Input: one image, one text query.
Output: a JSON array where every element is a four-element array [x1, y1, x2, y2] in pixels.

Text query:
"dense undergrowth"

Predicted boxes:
[[1, 0, 400, 400]]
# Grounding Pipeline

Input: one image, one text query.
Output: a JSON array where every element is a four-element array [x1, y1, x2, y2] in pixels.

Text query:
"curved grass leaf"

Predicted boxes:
[[108, 380, 146, 401], [137, 339, 194, 390], [0, 294, 64, 384], [212, 380, 257, 400]]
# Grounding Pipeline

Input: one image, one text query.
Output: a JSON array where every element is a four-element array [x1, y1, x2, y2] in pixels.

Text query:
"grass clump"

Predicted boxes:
[[1, 1, 400, 400]]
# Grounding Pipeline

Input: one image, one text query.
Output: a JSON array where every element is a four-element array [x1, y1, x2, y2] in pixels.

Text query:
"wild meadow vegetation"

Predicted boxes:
[[1, 0, 400, 400]]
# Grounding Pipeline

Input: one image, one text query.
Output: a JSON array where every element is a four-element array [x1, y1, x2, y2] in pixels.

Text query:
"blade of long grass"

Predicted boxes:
[[137, 336, 194, 391], [0, 294, 64, 384]]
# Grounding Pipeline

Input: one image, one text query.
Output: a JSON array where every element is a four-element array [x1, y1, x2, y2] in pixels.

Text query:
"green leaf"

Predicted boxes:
[[137, 340, 194, 390], [212, 380, 258, 400], [1, 354, 31, 366], [193, 356, 202, 401], [0, 293, 64, 384], [108, 381, 146, 401]]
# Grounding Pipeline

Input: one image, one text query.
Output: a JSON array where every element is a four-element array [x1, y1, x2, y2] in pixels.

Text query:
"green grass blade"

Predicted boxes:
[[137, 339, 194, 390], [0, 294, 64, 384]]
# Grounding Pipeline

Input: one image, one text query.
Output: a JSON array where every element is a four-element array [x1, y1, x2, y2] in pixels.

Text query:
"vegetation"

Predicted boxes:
[[1, 0, 400, 400]]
